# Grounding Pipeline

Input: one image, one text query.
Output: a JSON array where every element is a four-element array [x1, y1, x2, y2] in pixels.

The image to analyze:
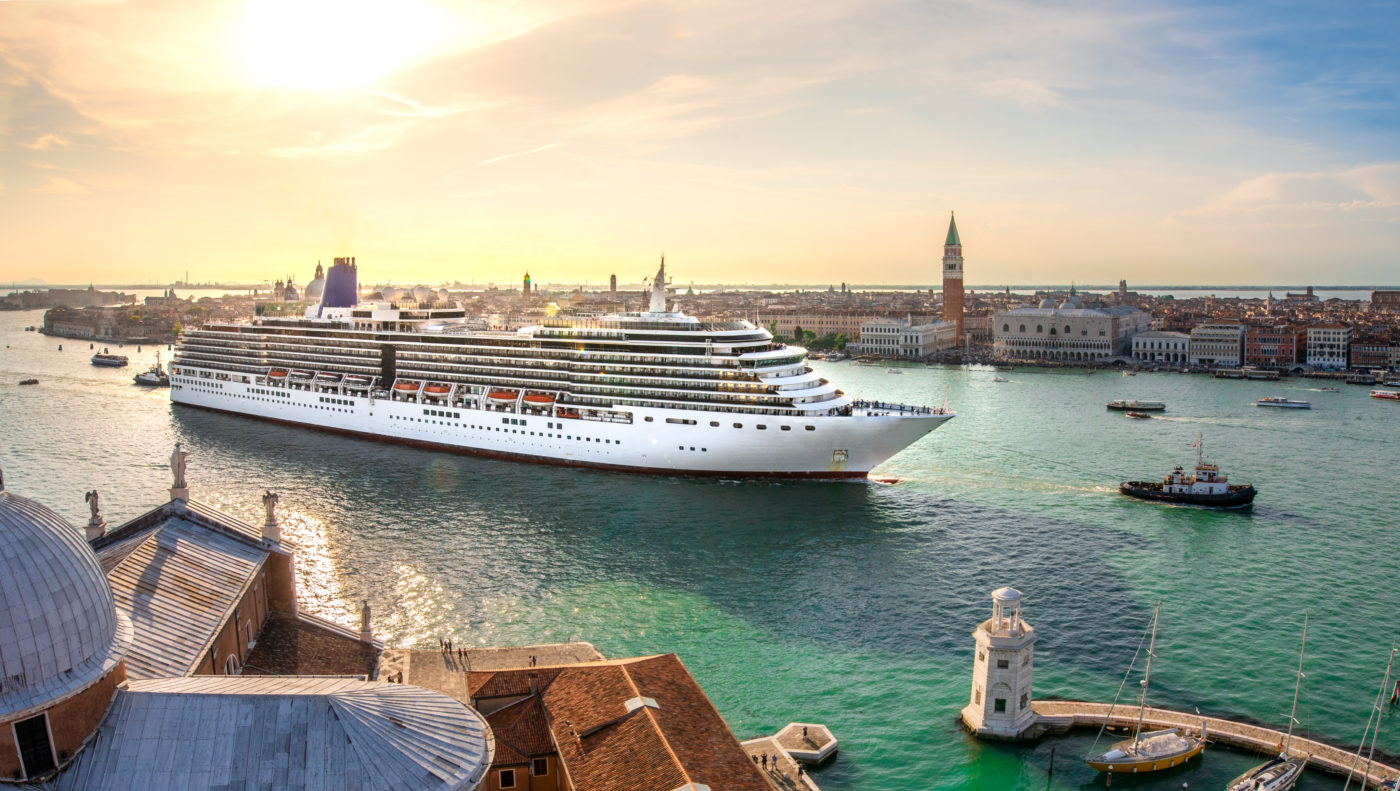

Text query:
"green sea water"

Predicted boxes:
[[2, 309, 1399, 790]]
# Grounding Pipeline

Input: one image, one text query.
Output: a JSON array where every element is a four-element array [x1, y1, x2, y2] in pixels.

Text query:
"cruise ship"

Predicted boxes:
[[169, 259, 954, 477]]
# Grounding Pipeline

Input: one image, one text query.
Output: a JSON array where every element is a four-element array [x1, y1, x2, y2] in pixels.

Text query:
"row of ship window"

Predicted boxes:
[[390, 413, 620, 445], [642, 416, 815, 431]]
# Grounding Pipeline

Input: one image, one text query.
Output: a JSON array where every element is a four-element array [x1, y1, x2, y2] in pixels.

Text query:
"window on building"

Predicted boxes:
[[1020, 692, 1029, 710], [1036, 325, 1043, 333], [1003, 324, 1009, 332], [975, 688, 982, 704], [1019, 324, 1026, 332], [994, 698, 1007, 713], [224, 655, 240, 675], [996, 659, 1009, 669], [533, 758, 549, 776], [14, 713, 55, 779], [499, 768, 516, 788]]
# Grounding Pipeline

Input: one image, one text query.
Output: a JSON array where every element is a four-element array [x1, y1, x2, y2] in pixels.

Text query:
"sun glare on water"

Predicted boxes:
[[238, 0, 443, 90]]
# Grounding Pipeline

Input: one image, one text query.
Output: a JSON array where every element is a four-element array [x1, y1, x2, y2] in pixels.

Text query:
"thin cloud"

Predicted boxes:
[[20, 133, 71, 150], [478, 142, 561, 166]]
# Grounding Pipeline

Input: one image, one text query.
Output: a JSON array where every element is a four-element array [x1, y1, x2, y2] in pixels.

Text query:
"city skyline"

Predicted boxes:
[[2, 0, 1397, 286]]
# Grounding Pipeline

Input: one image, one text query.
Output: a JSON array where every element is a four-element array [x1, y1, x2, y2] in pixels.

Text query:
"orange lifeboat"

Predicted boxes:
[[394, 380, 421, 392], [424, 383, 451, 395], [523, 393, 555, 406], [268, 369, 288, 379], [486, 390, 517, 403]]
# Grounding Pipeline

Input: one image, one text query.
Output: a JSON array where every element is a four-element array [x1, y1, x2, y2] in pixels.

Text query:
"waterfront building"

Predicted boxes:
[[942, 212, 965, 342], [1188, 322, 1245, 367], [993, 295, 1150, 361], [1244, 324, 1306, 369], [467, 654, 770, 791], [1373, 290, 1400, 311], [0, 462, 493, 789], [960, 587, 1037, 740], [1349, 334, 1391, 370], [850, 317, 956, 359], [1131, 330, 1190, 364], [1306, 323, 1352, 369]]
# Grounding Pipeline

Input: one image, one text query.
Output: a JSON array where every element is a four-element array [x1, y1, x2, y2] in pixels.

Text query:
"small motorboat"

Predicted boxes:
[[1385, 380, 1400, 388], [1319, 386, 1339, 392], [1256, 397, 1310, 409], [885, 367, 903, 374], [992, 376, 1009, 383], [1125, 411, 1152, 419], [18, 378, 39, 386]]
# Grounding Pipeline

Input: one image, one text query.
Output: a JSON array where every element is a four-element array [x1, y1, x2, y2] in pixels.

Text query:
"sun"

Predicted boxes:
[[238, 0, 442, 91]]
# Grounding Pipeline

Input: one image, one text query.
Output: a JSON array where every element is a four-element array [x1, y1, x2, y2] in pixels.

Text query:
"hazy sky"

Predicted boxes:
[[1, 0, 1396, 287]]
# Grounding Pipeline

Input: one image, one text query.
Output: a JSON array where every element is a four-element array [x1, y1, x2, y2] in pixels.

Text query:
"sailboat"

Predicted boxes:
[[1343, 647, 1398, 791], [1227, 614, 1309, 790], [1085, 602, 1206, 774]]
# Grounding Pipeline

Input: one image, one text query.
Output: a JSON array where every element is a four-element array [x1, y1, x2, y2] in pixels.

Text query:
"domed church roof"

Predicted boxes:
[[0, 477, 130, 718]]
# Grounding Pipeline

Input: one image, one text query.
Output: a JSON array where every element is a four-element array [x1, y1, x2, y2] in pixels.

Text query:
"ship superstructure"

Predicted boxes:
[[169, 258, 954, 477]]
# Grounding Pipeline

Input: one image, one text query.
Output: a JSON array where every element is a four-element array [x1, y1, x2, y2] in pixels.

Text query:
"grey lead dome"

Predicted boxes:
[[0, 484, 129, 718]]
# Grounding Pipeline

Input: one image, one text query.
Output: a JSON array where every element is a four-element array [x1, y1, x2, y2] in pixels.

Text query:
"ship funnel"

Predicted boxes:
[[319, 257, 359, 315]]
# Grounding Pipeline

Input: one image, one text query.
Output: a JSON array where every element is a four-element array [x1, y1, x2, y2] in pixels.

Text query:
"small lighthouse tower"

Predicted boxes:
[[960, 587, 1037, 739]]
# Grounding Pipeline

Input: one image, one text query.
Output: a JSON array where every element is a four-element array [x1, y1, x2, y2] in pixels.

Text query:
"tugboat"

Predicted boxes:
[[1120, 433, 1256, 508], [1107, 399, 1165, 411], [133, 352, 170, 387]]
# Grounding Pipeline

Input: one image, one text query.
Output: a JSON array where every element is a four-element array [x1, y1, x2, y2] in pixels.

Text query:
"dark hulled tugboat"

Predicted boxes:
[[1120, 433, 1256, 508]]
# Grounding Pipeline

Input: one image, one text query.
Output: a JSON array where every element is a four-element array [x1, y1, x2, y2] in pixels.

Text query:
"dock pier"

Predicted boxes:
[[1028, 700, 1400, 786]]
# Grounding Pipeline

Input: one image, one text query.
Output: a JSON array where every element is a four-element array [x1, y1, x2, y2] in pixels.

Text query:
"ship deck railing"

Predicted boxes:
[[849, 399, 948, 417]]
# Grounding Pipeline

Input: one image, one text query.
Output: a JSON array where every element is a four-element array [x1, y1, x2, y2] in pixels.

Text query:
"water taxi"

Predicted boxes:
[[1256, 397, 1310, 409], [1371, 390, 1400, 401], [1107, 399, 1165, 411], [91, 352, 129, 367]]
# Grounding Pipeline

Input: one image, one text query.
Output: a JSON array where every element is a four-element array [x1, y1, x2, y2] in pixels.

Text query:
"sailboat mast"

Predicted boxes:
[[1361, 648, 1397, 788], [1283, 613, 1308, 756], [1135, 602, 1161, 747]]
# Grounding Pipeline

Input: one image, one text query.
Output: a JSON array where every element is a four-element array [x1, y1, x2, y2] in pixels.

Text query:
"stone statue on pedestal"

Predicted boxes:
[[85, 489, 101, 523], [360, 600, 373, 642], [170, 443, 189, 490], [84, 489, 106, 541], [262, 491, 279, 526]]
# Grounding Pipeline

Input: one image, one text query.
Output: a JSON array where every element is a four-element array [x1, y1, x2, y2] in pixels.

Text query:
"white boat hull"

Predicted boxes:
[[169, 372, 952, 477]]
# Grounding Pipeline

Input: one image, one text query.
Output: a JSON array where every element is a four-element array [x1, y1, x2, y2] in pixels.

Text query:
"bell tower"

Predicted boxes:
[[960, 587, 1037, 739], [942, 211, 964, 342]]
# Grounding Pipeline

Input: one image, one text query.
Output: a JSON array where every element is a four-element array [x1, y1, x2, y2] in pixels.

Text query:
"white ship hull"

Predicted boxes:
[[170, 372, 951, 478]]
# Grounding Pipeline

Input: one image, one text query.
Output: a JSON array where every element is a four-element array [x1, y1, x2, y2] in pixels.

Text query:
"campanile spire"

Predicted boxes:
[[942, 211, 965, 342]]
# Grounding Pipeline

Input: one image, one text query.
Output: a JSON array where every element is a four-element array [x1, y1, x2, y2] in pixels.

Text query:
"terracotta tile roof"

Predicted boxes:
[[470, 654, 770, 791], [485, 695, 554, 766]]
